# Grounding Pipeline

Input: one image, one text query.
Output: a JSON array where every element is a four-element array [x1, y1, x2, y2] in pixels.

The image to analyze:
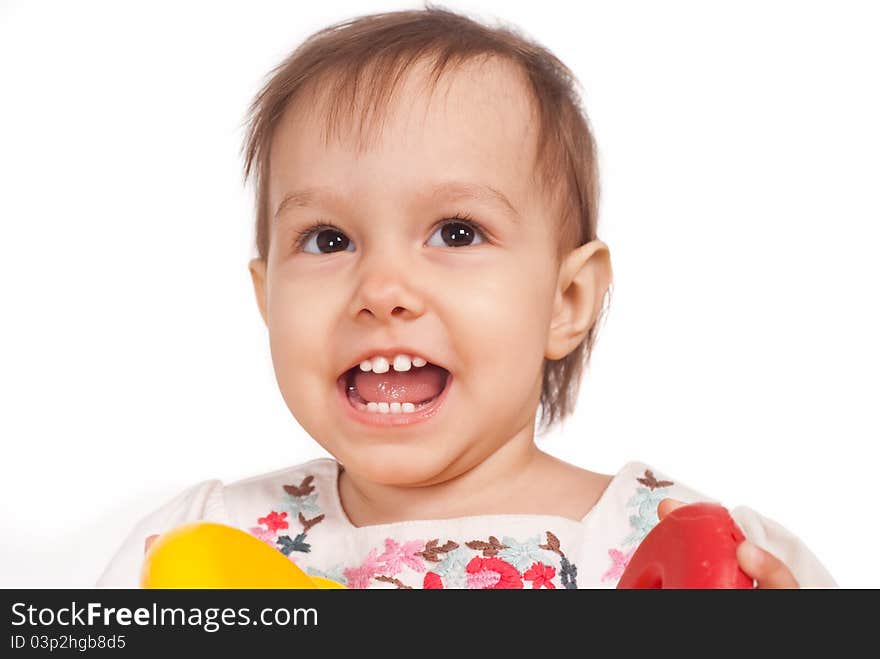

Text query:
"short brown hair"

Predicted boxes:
[[241, 4, 610, 435]]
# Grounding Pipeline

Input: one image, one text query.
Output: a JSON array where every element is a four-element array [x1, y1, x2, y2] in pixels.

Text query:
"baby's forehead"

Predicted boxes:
[[270, 56, 542, 208], [305, 55, 536, 141]]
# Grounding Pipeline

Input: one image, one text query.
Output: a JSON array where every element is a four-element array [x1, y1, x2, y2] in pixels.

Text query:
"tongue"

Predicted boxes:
[[353, 364, 448, 403]]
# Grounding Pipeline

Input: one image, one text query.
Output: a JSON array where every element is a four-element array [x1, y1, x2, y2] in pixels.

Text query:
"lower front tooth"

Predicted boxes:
[[363, 401, 417, 414]]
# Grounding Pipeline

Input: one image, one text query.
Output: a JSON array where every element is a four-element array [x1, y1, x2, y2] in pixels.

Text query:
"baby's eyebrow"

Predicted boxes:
[[274, 181, 521, 224]]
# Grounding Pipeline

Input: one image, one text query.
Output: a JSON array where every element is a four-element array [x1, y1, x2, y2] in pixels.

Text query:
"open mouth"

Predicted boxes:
[[339, 362, 452, 415]]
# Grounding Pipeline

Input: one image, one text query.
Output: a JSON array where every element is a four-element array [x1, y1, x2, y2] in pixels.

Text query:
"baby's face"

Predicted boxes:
[[253, 58, 569, 485]]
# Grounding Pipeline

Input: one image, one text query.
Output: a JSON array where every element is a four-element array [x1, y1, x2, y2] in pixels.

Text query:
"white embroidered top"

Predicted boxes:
[[96, 458, 836, 589]]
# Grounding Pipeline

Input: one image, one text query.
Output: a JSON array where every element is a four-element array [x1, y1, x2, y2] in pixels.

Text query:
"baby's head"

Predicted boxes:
[[242, 7, 612, 485]]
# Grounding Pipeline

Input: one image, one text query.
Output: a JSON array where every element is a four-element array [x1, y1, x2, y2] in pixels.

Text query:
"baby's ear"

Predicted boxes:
[[248, 258, 269, 326], [545, 240, 612, 360]]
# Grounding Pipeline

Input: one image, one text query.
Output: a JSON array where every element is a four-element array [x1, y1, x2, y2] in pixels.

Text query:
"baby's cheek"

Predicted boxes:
[[266, 329, 330, 424]]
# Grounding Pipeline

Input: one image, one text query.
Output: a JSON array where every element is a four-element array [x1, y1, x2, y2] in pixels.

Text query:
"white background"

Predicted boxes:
[[1, 0, 877, 588]]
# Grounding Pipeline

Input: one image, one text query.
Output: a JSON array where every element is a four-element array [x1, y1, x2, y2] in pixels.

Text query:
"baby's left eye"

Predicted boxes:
[[426, 218, 487, 248]]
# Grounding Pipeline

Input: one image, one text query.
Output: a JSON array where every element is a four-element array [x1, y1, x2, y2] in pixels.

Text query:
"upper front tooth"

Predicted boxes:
[[370, 356, 390, 373], [359, 354, 427, 373]]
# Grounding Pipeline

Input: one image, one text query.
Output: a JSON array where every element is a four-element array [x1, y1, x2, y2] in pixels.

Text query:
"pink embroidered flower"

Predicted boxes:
[[257, 510, 289, 533], [248, 526, 276, 547], [423, 572, 444, 589], [377, 538, 426, 575], [523, 562, 556, 589], [343, 549, 382, 589], [602, 546, 636, 582], [465, 557, 523, 589], [467, 569, 500, 589]]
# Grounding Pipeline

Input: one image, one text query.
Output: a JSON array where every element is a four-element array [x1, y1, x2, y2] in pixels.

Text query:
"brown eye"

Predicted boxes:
[[298, 226, 353, 254], [427, 219, 486, 248]]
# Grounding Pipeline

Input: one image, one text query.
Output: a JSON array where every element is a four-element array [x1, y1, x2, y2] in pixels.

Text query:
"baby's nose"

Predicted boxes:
[[351, 264, 424, 321]]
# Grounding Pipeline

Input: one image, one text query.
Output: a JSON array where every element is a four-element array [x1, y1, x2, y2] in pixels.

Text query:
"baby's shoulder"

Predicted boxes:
[[223, 457, 339, 498], [96, 458, 341, 587], [600, 460, 836, 587], [597, 459, 717, 513], [220, 457, 342, 532]]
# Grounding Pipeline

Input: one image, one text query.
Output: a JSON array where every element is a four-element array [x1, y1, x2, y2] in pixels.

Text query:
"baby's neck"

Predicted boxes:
[[337, 441, 608, 526]]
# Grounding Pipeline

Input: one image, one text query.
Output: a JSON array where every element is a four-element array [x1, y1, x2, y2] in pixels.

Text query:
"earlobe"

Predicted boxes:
[[248, 258, 269, 326], [545, 240, 613, 360]]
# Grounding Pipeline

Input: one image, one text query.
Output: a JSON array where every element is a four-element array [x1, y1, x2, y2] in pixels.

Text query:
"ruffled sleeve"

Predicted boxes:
[[730, 506, 837, 588], [95, 479, 228, 588]]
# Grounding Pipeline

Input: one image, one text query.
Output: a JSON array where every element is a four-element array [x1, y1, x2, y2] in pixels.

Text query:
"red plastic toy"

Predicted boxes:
[[617, 502, 755, 589]]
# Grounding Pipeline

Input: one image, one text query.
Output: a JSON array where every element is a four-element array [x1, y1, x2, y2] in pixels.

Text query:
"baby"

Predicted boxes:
[[97, 6, 835, 589]]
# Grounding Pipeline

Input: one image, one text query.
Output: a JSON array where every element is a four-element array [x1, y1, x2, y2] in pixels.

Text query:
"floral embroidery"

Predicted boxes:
[[306, 564, 347, 586], [340, 530, 577, 589], [524, 562, 557, 589], [497, 535, 546, 572], [374, 576, 413, 589], [638, 470, 674, 490], [418, 539, 460, 562], [249, 475, 327, 566], [559, 557, 578, 589], [282, 492, 321, 518], [540, 531, 578, 589], [423, 572, 444, 589], [258, 511, 289, 533], [283, 477, 315, 497], [624, 470, 674, 546], [376, 538, 426, 574], [277, 533, 310, 555], [624, 488, 670, 546], [343, 548, 382, 589], [601, 468, 675, 583], [601, 547, 636, 583], [252, 470, 582, 589], [425, 545, 470, 589], [281, 476, 322, 516], [300, 513, 325, 533], [466, 557, 523, 589], [465, 535, 508, 557], [250, 526, 276, 547]]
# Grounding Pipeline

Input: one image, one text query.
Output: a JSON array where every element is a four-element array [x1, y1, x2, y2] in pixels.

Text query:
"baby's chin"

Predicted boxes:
[[334, 443, 467, 488]]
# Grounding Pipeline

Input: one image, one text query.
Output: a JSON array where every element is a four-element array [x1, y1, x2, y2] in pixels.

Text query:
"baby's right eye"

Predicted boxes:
[[296, 223, 354, 254]]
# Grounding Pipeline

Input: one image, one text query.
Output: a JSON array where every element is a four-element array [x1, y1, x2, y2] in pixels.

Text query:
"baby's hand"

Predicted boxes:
[[144, 534, 159, 555], [657, 498, 800, 589]]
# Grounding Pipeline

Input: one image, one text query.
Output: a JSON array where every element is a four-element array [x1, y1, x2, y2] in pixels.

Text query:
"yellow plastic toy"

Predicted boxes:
[[140, 521, 345, 589]]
